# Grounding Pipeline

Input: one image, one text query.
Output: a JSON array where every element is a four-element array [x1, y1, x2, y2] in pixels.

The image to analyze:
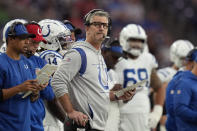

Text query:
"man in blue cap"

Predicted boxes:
[[0, 22, 41, 131], [102, 39, 123, 131], [165, 48, 197, 131], [63, 20, 82, 42]]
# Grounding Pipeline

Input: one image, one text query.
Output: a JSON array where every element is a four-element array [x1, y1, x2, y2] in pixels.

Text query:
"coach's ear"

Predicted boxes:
[[110, 84, 122, 91]]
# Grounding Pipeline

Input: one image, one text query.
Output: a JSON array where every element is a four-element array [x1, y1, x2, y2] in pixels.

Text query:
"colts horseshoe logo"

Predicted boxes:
[[37, 28, 42, 36], [42, 25, 51, 37]]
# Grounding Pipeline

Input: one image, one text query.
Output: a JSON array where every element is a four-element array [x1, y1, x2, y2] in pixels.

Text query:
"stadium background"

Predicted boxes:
[[0, 0, 197, 68]]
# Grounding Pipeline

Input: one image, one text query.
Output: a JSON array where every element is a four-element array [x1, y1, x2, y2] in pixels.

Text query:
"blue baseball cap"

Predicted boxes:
[[193, 51, 197, 62], [185, 48, 197, 62], [63, 20, 82, 35], [65, 23, 74, 31], [102, 39, 123, 58], [5, 23, 36, 39]]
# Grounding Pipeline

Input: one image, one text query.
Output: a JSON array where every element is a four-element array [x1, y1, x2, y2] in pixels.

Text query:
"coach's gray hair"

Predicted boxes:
[[86, 10, 109, 24]]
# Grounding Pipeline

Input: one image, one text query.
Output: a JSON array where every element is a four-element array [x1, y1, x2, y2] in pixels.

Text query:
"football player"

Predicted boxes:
[[38, 19, 73, 131], [115, 24, 164, 131]]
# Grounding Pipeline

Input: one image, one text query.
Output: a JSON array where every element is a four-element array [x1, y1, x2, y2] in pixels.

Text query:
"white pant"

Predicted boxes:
[[119, 113, 150, 131], [43, 106, 64, 131], [105, 101, 120, 131]]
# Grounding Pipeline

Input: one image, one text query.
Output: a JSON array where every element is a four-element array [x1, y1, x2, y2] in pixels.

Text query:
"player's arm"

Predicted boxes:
[[2, 80, 38, 100], [148, 68, 164, 128], [46, 98, 67, 122], [150, 68, 165, 106]]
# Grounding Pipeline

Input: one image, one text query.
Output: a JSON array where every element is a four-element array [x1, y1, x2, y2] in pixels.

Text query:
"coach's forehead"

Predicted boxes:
[[90, 15, 108, 23]]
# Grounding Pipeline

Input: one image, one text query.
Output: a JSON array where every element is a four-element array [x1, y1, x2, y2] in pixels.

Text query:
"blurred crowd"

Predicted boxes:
[[0, 0, 197, 68]]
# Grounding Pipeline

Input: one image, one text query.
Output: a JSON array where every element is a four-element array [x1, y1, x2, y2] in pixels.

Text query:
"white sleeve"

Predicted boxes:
[[114, 59, 125, 85], [108, 69, 119, 90], [157, 67, 177, 83], [149, 53, 158, 69], [157, 68, 168, 83], [51, 49, 81, 98]]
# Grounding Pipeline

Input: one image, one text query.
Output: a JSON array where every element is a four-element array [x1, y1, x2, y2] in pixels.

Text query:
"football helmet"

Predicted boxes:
[[119, 24, 147, 56], [170, 40, 194, 68], [38, 19, 72, 51], [2, 19, 27, 43], [0, 43, 7, 53]]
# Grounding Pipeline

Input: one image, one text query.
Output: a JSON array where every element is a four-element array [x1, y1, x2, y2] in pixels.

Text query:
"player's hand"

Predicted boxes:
[[67, 110, 89, 127], [17, 80, 39, 92], [38, 82, 48, 91], [111, 84, 122, 91], [30, 91, 39, 102], [118, 88, 136, 102], [147, 105, 163, 129]]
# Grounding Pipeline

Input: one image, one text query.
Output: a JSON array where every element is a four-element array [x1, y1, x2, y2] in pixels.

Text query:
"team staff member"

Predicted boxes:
[[25, 22, 63, 131], [173, 53, 197, 131], [165, 48, 197, 131], [101, 39, 135, 131], [51, 9, 134, 131], [0, 22, 40, 131]]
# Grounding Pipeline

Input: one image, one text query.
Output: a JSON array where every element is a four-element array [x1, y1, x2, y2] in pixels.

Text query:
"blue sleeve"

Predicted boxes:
[[40, 58, 47, 68], [165, 73, 182, 116], [0, 66, 4, 88], [26, 58, 37, 79], [40, 81, 55, 101], [174, 81, 197, 123], [165, 80, 175, 116]]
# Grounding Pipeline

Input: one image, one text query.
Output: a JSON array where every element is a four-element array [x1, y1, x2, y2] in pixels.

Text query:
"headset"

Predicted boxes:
[[63, 20, 75, 30], [63, 20, 82, 36], [7, 22, 23, 37], [102, 38, 123, 53], [84, 9, 112, 36], [26, 21, 40, 27]]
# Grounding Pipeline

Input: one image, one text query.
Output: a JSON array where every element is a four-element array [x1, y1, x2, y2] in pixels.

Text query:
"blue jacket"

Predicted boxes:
[[29, 55, 55, 131], [174, 71, 197, 131], [165, 71, 185, 131]]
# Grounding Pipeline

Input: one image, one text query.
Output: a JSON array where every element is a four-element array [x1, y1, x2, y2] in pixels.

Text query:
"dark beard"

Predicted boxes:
[[26, 51, 33, 58]]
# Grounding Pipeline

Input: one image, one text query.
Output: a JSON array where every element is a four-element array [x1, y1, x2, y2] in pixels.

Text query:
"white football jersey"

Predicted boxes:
[[105, 69, 120, 131], [39, 50, 64, 131], [115, 52, 158, 113], [157, 67, 177, 83], [108, 69, 119, 90], [39, 50, 63, 65]]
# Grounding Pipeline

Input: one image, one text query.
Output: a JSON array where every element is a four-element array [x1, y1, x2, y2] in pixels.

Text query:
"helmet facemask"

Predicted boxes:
[[126, 38, 145, 57], [173, 55, 186, 68], [57, 33, 73, 50], [119, 24, 147, 57]]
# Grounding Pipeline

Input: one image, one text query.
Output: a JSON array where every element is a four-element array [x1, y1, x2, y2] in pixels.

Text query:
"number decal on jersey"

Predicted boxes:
[[48, 57, 58, 65], [123, 68, 148, 88]]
